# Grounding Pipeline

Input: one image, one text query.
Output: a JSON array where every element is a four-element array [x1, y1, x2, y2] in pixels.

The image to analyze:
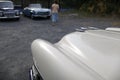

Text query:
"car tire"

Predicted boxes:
[[16, 18, 20, 20], [23, 13, 26, 17], [31, 14, 34, 19], [47, 16, 51, 19]]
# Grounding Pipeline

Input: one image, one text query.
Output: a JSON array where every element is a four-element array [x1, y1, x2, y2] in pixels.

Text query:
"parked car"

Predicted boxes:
[[23, 4, 51, 19], [14, 5, 23, 15], [30, 27, 120, 80], [0, 1, 20, 20]]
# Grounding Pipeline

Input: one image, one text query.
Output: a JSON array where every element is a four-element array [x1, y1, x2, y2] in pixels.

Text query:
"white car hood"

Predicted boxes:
[[29, 8, 51, 12], [56, 30, 120, 80], [31, 30, 120, 80]]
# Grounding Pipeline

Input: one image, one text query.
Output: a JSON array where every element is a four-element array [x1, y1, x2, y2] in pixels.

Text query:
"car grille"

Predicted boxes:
[[37, 12, 50, 15], [4, 12, 15, 17]]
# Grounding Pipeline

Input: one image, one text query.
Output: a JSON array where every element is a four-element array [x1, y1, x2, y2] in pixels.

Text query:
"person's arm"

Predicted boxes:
[[57, 4, 60, 12]]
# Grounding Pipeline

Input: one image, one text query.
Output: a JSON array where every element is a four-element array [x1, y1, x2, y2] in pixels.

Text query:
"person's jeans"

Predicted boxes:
[[52, 13, 58, 23]]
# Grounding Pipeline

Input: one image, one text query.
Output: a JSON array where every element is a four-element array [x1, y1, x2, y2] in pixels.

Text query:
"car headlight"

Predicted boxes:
[[0, 12, 4, 17], [15, 11, 20, 16], [30, 10, 35, 14]]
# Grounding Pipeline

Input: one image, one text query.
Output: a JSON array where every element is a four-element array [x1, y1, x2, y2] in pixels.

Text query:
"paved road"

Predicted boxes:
[[0, 15, 119, 80]]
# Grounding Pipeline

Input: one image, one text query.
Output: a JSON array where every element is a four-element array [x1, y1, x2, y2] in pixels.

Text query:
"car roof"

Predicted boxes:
[[0, 1, 12, 2]]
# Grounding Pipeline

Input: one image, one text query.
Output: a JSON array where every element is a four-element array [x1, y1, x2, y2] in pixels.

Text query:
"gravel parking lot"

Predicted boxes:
[[0, 14, 119, 80]]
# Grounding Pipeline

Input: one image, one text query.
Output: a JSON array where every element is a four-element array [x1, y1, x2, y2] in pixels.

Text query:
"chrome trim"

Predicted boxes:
[[32, 12, 51, 17], [30, 69, 34, 80], [30, 65, 44, 80], [0, 16, 19, 19]]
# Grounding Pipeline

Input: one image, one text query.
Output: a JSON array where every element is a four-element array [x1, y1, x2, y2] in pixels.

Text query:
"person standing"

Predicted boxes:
[[51, 0, 59, 26]]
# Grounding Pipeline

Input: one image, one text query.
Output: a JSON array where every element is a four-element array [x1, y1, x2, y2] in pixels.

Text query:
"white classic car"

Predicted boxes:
[[30, 27, 120, 80], [23, 4, 51, 19]]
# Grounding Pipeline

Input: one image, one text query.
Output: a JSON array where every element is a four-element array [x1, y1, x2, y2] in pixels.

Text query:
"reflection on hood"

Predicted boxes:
[[30, 8, 51, 12], [1, 8, 13, 10], [0, 8, 13, 10], [0, 8, 14, 12]]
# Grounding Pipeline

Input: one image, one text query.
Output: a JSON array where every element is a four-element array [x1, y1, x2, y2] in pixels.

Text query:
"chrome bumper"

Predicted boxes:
[[30, 65, 43, 80], [0, 16, 20, 19], [32, 15, 50, 18], [30, 69, 34, 80]]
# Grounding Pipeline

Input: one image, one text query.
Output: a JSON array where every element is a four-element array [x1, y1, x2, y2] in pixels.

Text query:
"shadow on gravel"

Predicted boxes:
[[23, 16, 51, 21], [32, 17, 50, 21], [0, 19, 20, 22]]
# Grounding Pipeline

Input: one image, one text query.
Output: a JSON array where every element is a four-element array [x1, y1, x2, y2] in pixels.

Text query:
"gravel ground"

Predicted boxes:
[[0, 14, 119, 80]]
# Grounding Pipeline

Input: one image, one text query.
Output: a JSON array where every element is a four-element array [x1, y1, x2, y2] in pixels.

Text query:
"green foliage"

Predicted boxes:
[[60, 0, 85, 9], [13, 0, 120, 15], [61, 0, 120, 15]]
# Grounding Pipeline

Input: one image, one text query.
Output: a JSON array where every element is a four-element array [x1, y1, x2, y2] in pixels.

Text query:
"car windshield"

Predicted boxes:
[[0, 2, 13, 9], [29, 4, 41, 8]]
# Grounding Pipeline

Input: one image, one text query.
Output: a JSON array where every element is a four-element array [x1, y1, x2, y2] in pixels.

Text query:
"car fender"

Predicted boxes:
[[31, 39, 104, 80]]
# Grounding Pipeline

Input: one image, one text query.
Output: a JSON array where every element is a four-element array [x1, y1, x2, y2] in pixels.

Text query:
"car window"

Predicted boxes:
[[29, 4, 41, 8], [0, 2, 14, 8]]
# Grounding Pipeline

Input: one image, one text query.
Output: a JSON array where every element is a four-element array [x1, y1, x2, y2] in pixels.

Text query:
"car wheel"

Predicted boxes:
[[47, 16, 51, 19], [0, 19, 3, 21], [16, 18, 20, 20], [23, 13, 26, 17], [31, 14, 34, 19]]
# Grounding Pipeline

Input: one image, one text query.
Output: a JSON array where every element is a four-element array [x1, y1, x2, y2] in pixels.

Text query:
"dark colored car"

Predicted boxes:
[[0, 1, 20, 20], [14, 5, 23, 15], [23, 4, 51, 19]]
